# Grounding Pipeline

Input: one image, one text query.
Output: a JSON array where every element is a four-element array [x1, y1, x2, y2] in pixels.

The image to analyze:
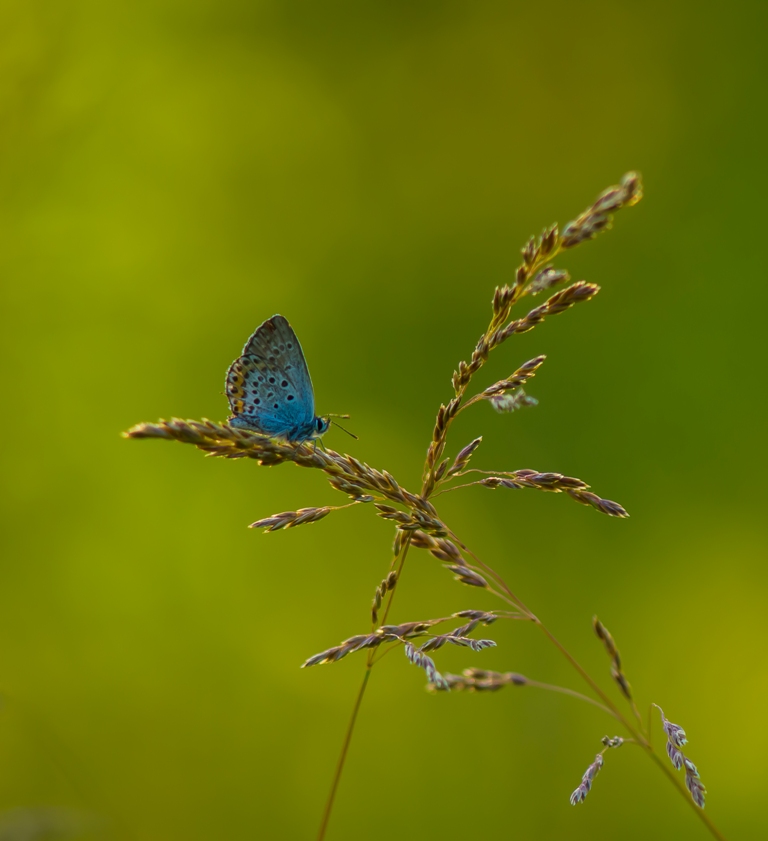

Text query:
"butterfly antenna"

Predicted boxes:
[[330, 419, 358, 440]]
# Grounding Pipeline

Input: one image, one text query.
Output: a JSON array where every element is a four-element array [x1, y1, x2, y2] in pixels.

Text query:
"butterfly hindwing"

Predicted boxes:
[[226, 315, 316, 438]]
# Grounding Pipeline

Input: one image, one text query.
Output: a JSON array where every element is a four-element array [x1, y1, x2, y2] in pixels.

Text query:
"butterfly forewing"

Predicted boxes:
[[226, 315, 316, 438]]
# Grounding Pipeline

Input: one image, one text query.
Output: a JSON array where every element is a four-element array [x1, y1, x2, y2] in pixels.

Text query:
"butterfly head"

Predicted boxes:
[[313, 416, 331, 437]]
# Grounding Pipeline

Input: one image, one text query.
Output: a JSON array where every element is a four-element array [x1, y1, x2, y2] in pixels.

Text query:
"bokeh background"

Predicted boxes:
[[1, 1, 766, 839]]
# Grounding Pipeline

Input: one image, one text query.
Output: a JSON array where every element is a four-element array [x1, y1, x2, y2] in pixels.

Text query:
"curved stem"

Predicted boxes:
[[317, 538, 412, 840], [446, 527, 533, 616], [316, 668, 372, 841], [644, 746, 727, 841], [536, 622, 635, 731], [445, 531, 728, 840], [431, 481, 483, 497], [375, 537, 412, 637], [524, 679, 618, 719]]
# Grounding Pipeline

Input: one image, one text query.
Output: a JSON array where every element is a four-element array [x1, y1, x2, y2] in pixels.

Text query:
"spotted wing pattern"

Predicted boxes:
[[225, 315, 316, 439]]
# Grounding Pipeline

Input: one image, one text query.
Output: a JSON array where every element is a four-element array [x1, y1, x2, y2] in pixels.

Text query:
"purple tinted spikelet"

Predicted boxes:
[[448, 437, 483, 477], [480, 356, 547, 398], [371, 570, 398, 626], [654, 705, 707, 808], [526, 267, 570, 296], [570, 754, 604, 805], [427, 668, 528, 693], [561, 172, 643, 249], [447, 566, 488, 588], [250, 506, 332, 532], [404, 642, 448, 690], [684, 759, 707, 809], [488, 389, 538, 413]]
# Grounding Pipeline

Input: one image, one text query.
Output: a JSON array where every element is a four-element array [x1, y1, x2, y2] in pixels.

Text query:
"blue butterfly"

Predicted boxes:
[[226, 315, 339, 444]]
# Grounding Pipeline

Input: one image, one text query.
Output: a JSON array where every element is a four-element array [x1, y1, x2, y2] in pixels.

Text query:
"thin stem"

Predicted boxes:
[[644, 747, 727, 841], [431, 481, 482, 497], [630, 698, 646, 734], [376, 538, 412, 636], [318, 538, 412, 839], [648, 703, 655, 749], [524, 679, 619, 719], [443, 530, 728, 840], [536, 622, 635, 732], [446, 527, 533, 616], [454, 394, 482, 414], [316, 668, 372, 841]]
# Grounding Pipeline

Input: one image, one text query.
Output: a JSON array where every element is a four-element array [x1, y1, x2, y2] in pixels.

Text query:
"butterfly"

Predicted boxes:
[[226, 314, 351, 444]]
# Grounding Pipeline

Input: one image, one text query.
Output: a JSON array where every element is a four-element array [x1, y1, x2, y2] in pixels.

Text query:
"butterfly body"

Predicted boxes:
[[226, 315, 330, 443]]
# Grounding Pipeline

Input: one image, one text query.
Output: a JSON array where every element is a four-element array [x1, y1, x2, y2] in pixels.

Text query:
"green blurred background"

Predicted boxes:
[[1, 1, 766, 839]]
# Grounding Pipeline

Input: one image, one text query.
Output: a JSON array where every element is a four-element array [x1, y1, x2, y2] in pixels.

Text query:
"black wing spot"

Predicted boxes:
[[268, 376, 275, 384], [287, 342, 293, 349], [255, 398, 260, 405], [273, 403, 278, 409], [287, 395, 294, 401], [281, 380, 288, 387]]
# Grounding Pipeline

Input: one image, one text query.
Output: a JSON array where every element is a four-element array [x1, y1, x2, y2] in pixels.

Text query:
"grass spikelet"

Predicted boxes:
[[567, 490, 629, 518], [569, 753, 605, 805], [410, 531, 465, 564], [525, 268, 570, 296], [448, 437, 483, 477], [653, 705, 707, 809], [403, 642, 448, 689], [561, 172, 643, 249], [250, 507, 333, 532], [684, 759, 707, 809], [428, 668, 528, 693], [593, 617, 634, 700], [488, 389, 538, 413], [371, 571, 398, 626], [479, 355, 547, 397], [447, 566, 488, 588]]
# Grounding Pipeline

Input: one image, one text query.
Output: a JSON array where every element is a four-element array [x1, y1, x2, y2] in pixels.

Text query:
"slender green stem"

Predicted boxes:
[[524, 679, 618, 719], [446, 527, 533, 616], [643, 746, 727, 841], [376, 538, 412, 636], [536, 621, 635, 729], [488, 561, 728, 840], [317, 539, 412, 840], [648, 704, 655, 749], [431, 481, 482, 497], [444, 527, 727, 840], [316, 668, 372, 841]]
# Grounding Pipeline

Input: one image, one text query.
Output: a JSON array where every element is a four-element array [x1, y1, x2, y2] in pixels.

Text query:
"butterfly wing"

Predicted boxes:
[[226, 315, 316, 437]]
